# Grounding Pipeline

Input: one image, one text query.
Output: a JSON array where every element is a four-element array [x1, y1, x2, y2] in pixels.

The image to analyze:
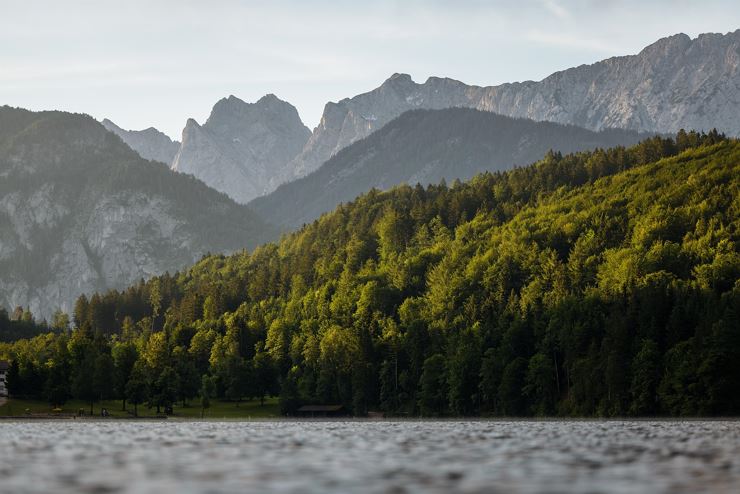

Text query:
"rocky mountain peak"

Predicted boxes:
[[382, 72, 414, 86], [208, 95, 247, 122], [182, 118, 201, 131], [101, 118, 180, 164], [377, 73, 418, 97], [177, 118, 205, 143], [257, 93, 282, 105], [424, 75, 468, 86], [101, 118, 118, 129], [207, 94, 302, 128], [637, 32, 692, 58], [171, 94, 311, 204]]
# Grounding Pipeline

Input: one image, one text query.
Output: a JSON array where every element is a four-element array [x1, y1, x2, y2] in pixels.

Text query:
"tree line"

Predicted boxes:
[[1, 129, 738, 417]]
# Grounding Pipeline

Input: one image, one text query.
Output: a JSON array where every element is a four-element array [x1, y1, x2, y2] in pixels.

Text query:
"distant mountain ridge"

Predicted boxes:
[[170, 94, 311, 204], [250, 108, 650, 230], [102, 30, 738, 207], [101, 118, 180, 164], [290, 30, 740, 176], [0, 106, 274, 319]]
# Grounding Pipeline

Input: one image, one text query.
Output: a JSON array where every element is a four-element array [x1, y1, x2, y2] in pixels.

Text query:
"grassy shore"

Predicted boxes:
[[0, 397, 281, 419]]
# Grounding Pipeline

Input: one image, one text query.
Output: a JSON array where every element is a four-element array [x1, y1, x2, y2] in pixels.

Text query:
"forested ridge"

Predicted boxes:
[[250, 107, 647, 230], [2, 131, 738, 417]]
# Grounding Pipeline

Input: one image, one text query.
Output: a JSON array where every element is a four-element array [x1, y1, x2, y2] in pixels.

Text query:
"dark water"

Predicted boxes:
[[0, 420, 739, 493]]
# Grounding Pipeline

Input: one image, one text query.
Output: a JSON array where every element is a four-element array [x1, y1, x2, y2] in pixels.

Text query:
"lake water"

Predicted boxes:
[[0, 420, 739, 493]]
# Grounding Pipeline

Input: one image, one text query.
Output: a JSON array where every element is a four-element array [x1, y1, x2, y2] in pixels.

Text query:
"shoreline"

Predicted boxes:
[[2, 416, 740, 423]]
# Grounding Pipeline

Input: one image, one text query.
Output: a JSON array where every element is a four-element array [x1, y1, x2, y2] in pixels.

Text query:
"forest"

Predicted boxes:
[[1, 129, 738, 417]]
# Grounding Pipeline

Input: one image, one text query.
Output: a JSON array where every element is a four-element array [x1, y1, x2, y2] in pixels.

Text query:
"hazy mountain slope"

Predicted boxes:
[[291, 30, 740, 176], [101, 118, 180, 164], [0, 106, 275, 319], [171, 94, 311, 204], [250, 108, 648, 229]]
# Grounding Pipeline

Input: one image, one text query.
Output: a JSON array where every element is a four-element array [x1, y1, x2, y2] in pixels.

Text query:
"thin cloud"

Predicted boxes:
[[541, 0, 572, 20]]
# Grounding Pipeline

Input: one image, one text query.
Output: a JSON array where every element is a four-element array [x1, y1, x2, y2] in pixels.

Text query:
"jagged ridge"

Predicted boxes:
[[290, 30, 740, 176]]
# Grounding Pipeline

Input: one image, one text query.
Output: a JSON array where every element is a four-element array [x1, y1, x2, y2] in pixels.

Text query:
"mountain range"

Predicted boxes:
[[0, 106, 274, 319], [250, 108, 649, 229], [2, 29, 739, 319], [106, 30, 739, 207], [291, 30, 740, 176]]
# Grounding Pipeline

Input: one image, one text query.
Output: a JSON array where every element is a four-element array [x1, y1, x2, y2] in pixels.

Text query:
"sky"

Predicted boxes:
[[1, 0, 738, 139]]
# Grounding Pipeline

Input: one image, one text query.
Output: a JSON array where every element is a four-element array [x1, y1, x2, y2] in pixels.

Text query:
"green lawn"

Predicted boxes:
[[0, 397, 281, 419]]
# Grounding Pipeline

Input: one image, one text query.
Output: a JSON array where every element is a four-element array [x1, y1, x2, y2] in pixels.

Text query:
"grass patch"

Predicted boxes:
[[0, 397, 281, 419], [177, 398, 281, 419]]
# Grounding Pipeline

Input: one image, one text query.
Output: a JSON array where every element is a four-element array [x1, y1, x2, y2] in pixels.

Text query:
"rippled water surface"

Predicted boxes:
[[1, 420, 739, 493]]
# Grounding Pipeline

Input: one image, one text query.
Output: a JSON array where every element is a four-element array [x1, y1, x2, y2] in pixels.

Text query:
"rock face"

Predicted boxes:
[[291, 30, 740, 176], [101, 118, 180, 164], [0, 106, 275, 320], [250, 108, 649, 230], [171, 94, 311, 204]]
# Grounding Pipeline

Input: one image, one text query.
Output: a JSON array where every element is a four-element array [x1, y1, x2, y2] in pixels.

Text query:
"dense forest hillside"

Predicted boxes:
[[0, 106, 274, 320], [251, 108, 647, 229], [2, 132, 738, 417]]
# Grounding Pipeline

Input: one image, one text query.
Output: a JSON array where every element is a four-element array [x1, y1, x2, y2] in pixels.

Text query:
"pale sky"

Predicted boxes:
[[1, 0, 738, 139]]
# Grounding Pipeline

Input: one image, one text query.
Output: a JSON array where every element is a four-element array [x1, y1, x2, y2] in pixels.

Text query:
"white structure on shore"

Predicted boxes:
[[0, 360, 9, 396]]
